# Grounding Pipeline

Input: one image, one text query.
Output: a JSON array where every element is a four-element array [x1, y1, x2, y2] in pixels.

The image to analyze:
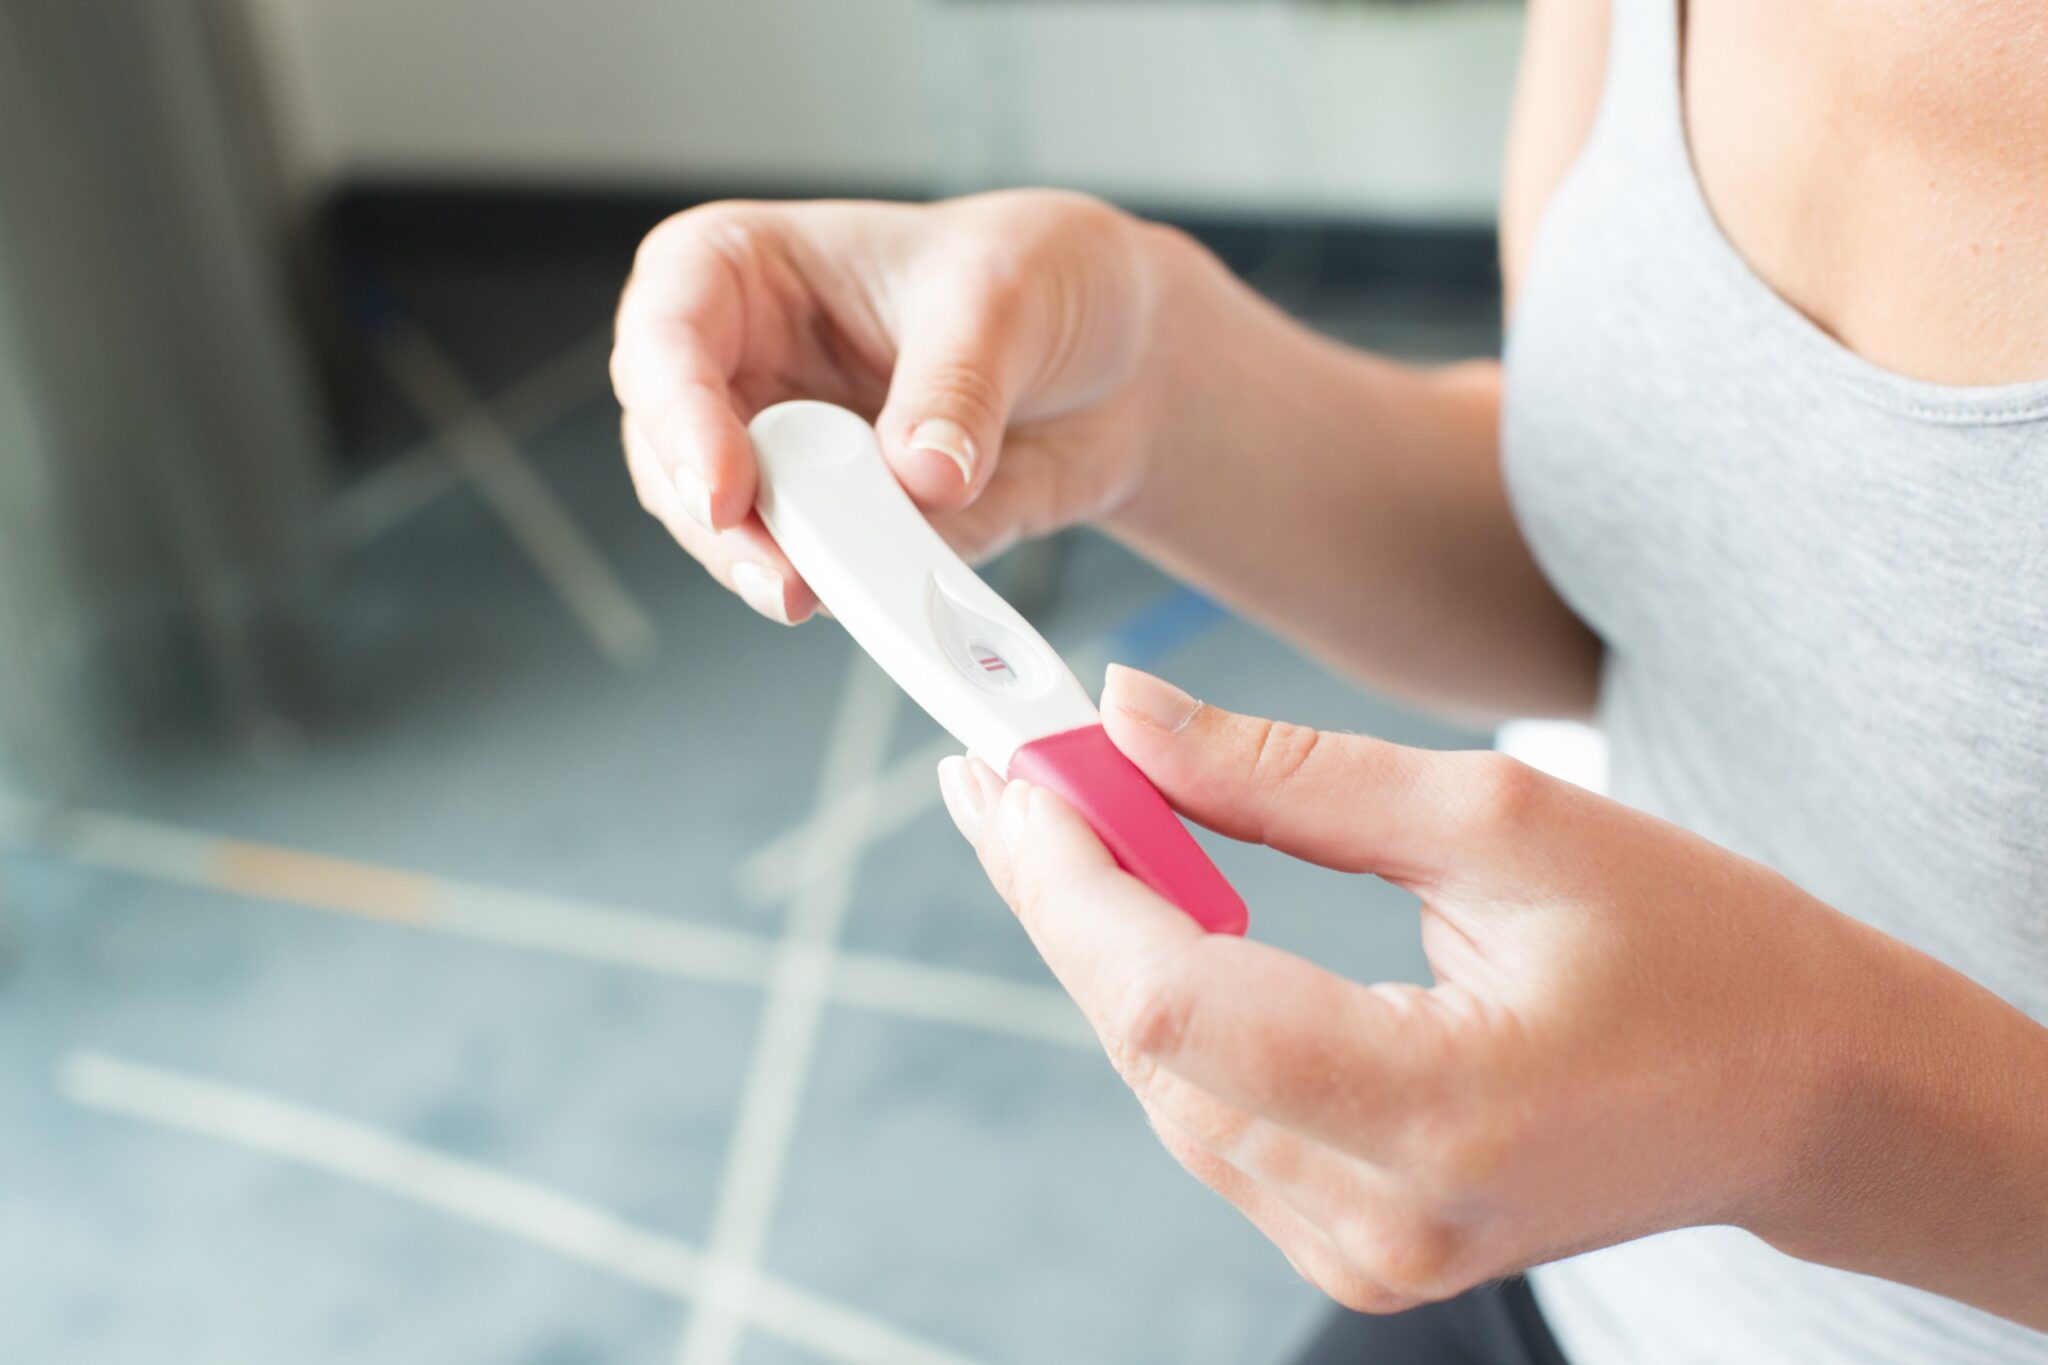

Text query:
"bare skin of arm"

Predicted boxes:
[[940, 673, 2048, 1329], [1103, 0, 1614, 723], [616, 0, 2048, 1328], [1098, 245, 1592, 724], [608, 5, 1618, 728]]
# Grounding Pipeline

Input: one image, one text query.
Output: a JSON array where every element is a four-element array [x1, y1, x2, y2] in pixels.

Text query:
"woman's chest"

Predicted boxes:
[[1682, 0, 2048, 387], [1503, 0, 2048, 1011]]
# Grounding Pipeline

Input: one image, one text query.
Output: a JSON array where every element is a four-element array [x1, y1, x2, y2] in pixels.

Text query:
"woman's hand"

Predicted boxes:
[[612, 191, 1597, 719], [611, 190, 1175, 624], [936, 666, 2048, 1324]]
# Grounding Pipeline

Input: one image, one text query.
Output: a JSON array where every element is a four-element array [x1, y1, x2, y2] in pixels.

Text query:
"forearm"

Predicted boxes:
[[1767, 924, 2048, 1329], [1107, 224, 1599, 724]]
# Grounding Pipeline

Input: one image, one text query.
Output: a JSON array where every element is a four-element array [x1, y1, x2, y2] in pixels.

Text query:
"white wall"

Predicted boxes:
[[244, 0, 1522, 221]]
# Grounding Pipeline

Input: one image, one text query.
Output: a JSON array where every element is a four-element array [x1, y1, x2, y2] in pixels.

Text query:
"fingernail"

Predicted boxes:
[[673, 464, 713, 529], [731, 561, 791, 625], [997, 780, 1034, 852], [937, 756, 985, 839], [908, 418, 976, 486], [1104, 663, 1199, 733]]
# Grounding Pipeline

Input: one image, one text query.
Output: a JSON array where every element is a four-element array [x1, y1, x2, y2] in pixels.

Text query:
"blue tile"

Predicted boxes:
[[0, 865, 760, 1248], [3, 264, 1507, 1365], [763, 1007, 1328, 1365]]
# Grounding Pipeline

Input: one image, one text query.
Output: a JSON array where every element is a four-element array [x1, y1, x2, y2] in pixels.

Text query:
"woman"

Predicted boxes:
[[610, 1, 2048, 1359]]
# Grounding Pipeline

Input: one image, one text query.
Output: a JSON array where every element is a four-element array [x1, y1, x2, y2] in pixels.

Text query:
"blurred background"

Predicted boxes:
[[0, 3, 1525, 1362]]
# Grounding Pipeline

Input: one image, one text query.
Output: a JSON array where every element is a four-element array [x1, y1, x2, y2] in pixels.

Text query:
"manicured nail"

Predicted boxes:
[[673, 464, 713, 529], [908, 418, 976, 486], [731, 561, 790, 625], [997, 780, 1034, 852], [1104, 663, 1199, 733], [937, 755, 985, 839]]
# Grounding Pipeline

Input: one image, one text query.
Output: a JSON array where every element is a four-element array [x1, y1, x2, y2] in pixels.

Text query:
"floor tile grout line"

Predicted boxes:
[[833, 951, 1092, 1048], [17, 305, 1218, 1362], [372, 321, 658, 670], [327, 325, 614, 550], [0, 796, 1093, 1052], [677, 652, 916, 1365], [733, 646, 1111, 907], [58, 1050, 978, 1365], [734, 733, 960, 907]]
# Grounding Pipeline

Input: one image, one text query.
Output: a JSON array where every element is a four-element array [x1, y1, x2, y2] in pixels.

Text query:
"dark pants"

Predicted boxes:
[[1290, 1278, 1569, 1365]]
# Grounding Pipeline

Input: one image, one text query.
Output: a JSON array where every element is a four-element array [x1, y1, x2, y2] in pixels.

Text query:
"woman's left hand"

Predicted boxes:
[[935, 665, 1929, 1313]]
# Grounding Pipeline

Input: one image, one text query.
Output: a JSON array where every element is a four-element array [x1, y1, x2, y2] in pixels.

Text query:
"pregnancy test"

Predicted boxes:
[[748, 400, 1247, 935]]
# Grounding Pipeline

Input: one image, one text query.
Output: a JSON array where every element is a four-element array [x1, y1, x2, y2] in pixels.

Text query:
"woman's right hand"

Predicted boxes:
[[611, 190, 1183, 623]]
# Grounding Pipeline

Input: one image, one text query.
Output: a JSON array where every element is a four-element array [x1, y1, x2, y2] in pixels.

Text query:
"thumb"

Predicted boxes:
[[1099, 664, 1543, 890], [873, 277, 1031, 511]]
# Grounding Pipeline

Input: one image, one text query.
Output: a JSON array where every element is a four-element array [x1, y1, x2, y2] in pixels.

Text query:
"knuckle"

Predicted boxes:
[[1104, 961, 1195, 1068], [697, 209, 771, 275], [1335, 1207, 1470, 1304], [610, 315, 693, 410], [966, 186, 1117, 244], [948, 190, 1126, 303], [914, 357, 1007, 429], [607, 338, 637, 398], [1183, 1098, 1258, 1157], [1014, 189, 1126, 255], [1454, 752, 1546, 836], [630, 210, 695, 277], [1144, 1081, 1250, 1155], [1376, 998, 1526, 1190], [1101, 1030, 1157, 1094], [1421, 1101, 1518, 1191], [955, 246, 1035, 310], [1052, 189, 1124, 235], [1246, 718, 1325, 803], [1315, 1266, 1416, 1317], [634, 201, 747, 273]]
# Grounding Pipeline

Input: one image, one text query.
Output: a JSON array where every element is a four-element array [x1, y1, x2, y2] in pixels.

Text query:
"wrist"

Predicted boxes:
[[1106, 222, 1430, 539], [1734, 910, 1934, 1252], [1744, 915, 2048, 1314], [1107, 220, 1293, 534]]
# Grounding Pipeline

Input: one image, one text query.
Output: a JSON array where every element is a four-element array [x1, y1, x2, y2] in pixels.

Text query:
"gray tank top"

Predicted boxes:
[[1501, 2, 2048, 1361]]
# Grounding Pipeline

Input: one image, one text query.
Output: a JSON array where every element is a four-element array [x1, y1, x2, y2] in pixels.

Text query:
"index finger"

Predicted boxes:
[[611, 226, 757, 530]]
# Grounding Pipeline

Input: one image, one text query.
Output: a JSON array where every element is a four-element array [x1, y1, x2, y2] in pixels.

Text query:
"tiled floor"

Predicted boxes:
[[0, 234, 1494, 1365]]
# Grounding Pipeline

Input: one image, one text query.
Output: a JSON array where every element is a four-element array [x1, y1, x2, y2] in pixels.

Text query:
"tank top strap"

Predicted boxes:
[[1585, 0, 1692, 190]]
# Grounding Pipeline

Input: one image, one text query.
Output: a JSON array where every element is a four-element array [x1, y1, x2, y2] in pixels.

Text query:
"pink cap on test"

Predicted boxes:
[[1006, 724, 1248, 935]]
